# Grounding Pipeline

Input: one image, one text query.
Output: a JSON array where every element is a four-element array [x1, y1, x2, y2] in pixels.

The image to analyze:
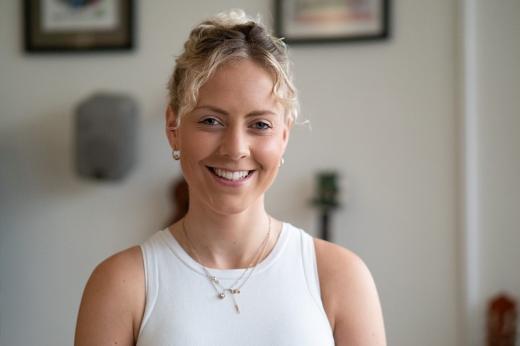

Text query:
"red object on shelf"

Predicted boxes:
[[487, 293, 517, 346]]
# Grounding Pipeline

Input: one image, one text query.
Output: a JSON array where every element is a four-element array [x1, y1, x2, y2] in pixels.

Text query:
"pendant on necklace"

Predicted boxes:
[[218, 292, 226, 299]]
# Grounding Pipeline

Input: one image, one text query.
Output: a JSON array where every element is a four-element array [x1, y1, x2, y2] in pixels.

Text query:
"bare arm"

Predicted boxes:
[[74, 246, 145, 346], [315, 239, 386, 346]]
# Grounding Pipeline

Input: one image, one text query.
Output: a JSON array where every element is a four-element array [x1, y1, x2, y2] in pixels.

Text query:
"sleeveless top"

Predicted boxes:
[[136, 222, 335, 346]]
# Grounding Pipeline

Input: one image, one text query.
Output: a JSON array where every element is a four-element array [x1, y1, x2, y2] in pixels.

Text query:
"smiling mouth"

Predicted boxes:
[[207, 166, 255, 181]]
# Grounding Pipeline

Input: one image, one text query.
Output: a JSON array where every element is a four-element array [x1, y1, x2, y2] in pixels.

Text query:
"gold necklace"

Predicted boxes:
[[181, 217, 272, 314]]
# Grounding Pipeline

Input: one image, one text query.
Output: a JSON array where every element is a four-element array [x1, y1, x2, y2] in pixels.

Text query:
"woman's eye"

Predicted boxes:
[[251, 121, 272, 130], [199, 117, 222, 126]]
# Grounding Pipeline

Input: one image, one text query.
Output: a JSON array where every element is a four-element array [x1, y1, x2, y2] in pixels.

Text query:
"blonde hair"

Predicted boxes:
[[167, 9, 299, 126]]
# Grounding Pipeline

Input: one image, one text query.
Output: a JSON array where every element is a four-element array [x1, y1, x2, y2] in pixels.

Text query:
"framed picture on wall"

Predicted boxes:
[[274, 0, 390, 44], [24, 0, 135, 52]]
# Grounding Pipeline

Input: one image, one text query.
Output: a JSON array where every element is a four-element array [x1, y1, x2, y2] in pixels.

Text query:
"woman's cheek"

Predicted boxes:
[[261, 137, 285, 157], [255, 149, 284, 171]]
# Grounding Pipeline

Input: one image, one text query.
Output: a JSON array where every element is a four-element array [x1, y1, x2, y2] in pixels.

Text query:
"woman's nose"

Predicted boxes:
[[219, 125, 249, 160]]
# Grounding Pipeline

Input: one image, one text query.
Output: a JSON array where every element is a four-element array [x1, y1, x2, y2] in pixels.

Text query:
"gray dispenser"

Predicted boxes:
[[75, 93, 138, 181]]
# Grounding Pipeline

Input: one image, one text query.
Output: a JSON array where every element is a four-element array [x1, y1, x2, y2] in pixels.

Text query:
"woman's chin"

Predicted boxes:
[[210, 203, 252, 216], [203, 196, 262, 217]]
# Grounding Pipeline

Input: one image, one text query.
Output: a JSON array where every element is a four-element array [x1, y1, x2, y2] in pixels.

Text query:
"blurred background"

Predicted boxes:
[[0, 0, 519, 345]]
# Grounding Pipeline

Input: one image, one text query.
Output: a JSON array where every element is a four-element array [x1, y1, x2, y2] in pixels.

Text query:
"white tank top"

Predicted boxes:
[[137, 222, 335, 346]]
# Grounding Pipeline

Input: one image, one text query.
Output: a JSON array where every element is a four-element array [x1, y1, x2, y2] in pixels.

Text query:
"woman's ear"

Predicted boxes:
[[165, 106, 179, 149], [281, 118, 293, 153]]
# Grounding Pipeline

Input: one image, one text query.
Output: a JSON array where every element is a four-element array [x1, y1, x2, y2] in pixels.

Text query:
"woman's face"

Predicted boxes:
[[167, 59, 290, 215]]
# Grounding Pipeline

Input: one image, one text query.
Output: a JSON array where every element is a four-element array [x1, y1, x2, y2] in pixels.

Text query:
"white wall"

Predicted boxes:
[[0, 1, 461, 345], [463, 1, 520, 344]]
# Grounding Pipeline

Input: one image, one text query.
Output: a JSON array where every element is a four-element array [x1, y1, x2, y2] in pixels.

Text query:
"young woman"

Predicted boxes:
[[75, 10, 386, 346]]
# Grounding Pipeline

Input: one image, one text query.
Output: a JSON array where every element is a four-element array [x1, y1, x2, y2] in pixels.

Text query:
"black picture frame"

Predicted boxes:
[[24, 0, 135, 53], [275, 0, 390, 44]]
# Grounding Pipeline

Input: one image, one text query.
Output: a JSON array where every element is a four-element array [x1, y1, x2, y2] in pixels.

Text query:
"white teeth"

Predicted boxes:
[[213, 168, 250, 181]]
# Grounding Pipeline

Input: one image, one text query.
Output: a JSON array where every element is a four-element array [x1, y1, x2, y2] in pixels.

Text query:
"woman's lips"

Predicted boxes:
[[207, 166, 255, 186]]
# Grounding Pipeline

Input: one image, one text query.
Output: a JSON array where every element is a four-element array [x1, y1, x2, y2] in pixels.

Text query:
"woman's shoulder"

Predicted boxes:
[[313, 238, 371, 309], [90, 245, 145, 309], [94, 246, 145, 288], [313, 238, 386, 345], [313, 238, 366, 274], [88, 246, 145, 296], [75, 246, 145, 345]]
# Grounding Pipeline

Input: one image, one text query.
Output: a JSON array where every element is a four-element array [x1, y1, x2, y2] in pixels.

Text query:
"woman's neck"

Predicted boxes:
[[172, 199, 277, 269]]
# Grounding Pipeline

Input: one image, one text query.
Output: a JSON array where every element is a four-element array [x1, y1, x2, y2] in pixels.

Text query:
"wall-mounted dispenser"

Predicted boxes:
[[75, 92, 138, 181]]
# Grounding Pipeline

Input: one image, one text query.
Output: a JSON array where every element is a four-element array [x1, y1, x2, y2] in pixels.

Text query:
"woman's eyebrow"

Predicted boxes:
[[246, 110, 277, 117], [194, 105, 277, 117], [194, 105, 229, 115]]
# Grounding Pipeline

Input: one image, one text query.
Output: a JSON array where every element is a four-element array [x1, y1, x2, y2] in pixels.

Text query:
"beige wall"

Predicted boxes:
[[0, 1, 461, 345], [463, 0, 520, 344]]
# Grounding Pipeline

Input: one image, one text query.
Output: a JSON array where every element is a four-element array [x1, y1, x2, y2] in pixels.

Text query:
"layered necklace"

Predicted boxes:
[[181, 217, 272, 314]]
